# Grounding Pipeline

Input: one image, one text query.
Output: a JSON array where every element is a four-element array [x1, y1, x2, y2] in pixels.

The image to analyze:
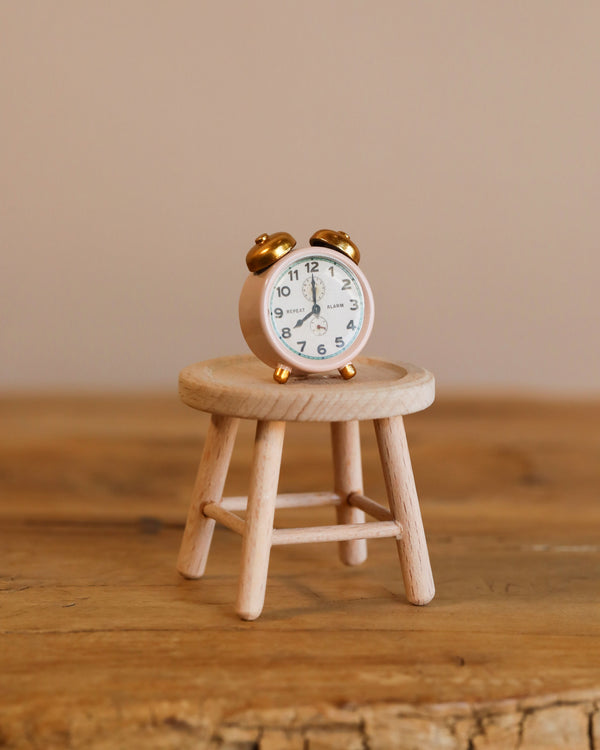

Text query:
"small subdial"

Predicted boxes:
[[302, 275, 325, 302], [310, 316, 328, 335]]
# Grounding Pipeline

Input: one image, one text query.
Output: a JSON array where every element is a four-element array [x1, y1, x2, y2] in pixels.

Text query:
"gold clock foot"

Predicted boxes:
[[339, 363, 356, 380], [273, 366, 291, 384]]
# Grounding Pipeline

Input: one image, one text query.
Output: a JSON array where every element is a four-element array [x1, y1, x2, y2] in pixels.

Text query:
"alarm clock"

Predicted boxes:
[[239, 229, 375, 383]]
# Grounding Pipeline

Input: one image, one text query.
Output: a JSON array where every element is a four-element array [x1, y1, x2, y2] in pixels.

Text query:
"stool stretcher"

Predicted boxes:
[[271, 521, 403, 546], [221, 491, 341, 512], [204, 493, 400, 543]]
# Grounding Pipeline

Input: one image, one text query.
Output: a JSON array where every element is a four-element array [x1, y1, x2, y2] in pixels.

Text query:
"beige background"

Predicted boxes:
[[2, 2, 598, 393]]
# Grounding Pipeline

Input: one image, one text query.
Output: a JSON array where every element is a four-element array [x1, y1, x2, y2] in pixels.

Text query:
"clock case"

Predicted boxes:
[[239, 245, 375, 376]]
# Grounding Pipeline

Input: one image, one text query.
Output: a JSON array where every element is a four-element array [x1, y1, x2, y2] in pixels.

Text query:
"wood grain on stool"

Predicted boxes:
[[374, 415, 435, 605], [176, 414, 239, 579], [331, 420, 367, 565], [179, 355, 434, 422], [236, 420, 286, 621]]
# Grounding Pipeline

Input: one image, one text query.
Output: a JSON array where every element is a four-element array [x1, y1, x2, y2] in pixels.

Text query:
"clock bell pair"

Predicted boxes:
[[239, 230, 374, 383]]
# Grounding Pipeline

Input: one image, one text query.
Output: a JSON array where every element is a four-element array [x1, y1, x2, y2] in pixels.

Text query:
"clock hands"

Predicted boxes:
[[294, 274, 322, 328], [293, 302, 321, 328]]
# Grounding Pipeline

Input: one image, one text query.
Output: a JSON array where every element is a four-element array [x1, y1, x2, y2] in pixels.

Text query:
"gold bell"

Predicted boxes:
[[309, 229, 360, 265], [246, 232, 296, 273]]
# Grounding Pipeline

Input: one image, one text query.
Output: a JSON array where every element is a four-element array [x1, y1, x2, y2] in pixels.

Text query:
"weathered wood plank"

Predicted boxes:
[[0, 394, 599, 748]]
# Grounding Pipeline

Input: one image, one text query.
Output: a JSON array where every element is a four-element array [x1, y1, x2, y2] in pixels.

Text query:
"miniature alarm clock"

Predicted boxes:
[[239, 229, 375, 383]]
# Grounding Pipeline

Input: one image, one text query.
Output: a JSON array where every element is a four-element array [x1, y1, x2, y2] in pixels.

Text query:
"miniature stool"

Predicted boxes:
[[177, 355, 435, 620]]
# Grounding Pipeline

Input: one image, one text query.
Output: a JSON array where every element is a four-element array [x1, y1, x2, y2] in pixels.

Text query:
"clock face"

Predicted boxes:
[[267, 253, 365, 361]]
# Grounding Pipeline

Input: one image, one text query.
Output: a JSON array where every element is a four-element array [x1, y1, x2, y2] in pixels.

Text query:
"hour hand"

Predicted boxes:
[[294, 310, 313, 328]]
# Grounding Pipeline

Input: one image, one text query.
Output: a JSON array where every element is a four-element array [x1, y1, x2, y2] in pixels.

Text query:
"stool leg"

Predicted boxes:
[[374, 416, 435, 605], [331, 421, 368, 565], [237, 420, 286, 621], [177, 414, 239, 579]]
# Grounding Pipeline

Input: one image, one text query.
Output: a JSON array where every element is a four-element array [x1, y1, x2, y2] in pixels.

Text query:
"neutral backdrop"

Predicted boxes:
[[2, 2, 598, 393]]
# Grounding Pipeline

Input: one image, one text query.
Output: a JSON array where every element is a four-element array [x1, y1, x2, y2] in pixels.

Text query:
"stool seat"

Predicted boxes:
[[179, 355, 434, 422], [176, 355, 436, 620]]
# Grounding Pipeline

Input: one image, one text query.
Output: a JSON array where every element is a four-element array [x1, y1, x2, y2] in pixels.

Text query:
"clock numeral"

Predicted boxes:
[[281, 327, 291, 339], [304, 261, 319, 273], [328, 266, 335, 277], [335, 336, 344, 348], [342, 279, 352, 291], [297, 340, 306, 352], [317, 344, 327, 356], [288, 269, 299, 281], [349, 299, 358, 310], [346, 320, 355, 330], [274, 307, 283, 318], [276, 285, 291, 297]]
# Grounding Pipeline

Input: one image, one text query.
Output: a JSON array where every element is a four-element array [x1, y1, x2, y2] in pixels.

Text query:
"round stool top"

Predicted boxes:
[[179, 355, 434, 422]]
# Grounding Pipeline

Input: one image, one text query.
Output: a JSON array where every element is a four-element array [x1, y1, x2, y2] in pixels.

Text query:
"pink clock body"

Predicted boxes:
[[239, 246, 374, 376]]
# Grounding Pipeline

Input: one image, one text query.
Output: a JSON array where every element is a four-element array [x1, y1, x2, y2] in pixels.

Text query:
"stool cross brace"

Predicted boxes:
[[203, 492, 402, 545]]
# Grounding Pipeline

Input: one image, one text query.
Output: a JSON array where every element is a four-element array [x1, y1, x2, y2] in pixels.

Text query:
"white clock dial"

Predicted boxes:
[[268, 254, 365, 361]]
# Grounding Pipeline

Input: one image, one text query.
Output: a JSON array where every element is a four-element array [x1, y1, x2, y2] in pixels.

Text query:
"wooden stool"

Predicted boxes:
[[177, 355, 436, 620]]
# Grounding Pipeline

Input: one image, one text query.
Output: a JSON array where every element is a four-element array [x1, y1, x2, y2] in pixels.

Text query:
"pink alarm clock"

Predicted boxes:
[[239, 230, 375, 383]]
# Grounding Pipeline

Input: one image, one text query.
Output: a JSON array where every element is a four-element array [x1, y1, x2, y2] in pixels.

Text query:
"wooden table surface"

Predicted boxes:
[[1, 394, 599, 749]]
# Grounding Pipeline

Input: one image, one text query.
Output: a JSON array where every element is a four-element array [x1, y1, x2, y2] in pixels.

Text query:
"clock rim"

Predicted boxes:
[[259, 246, 374, 373]]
